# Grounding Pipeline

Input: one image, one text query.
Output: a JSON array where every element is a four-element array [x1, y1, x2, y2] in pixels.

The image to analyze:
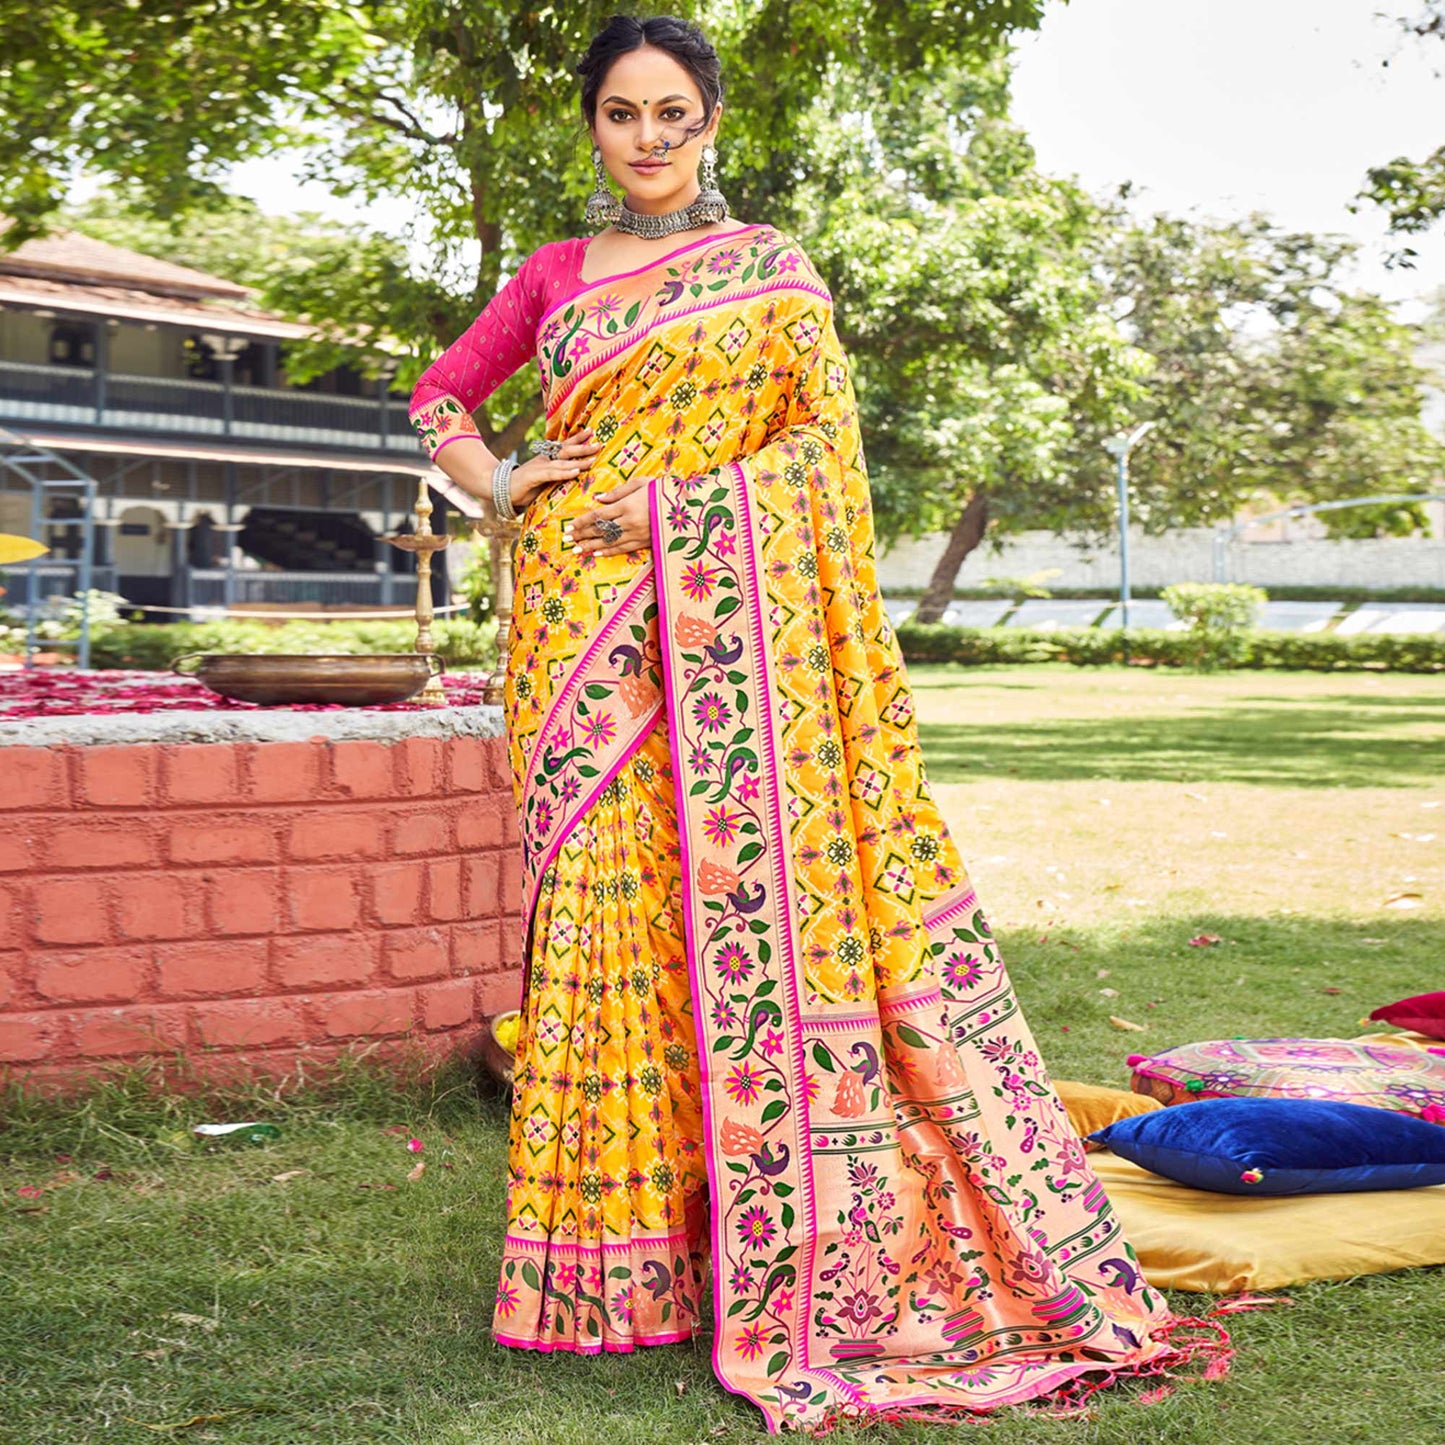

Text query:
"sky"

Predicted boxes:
[[220, 1, 1445, 309], [1009, 0, 1445, 308]]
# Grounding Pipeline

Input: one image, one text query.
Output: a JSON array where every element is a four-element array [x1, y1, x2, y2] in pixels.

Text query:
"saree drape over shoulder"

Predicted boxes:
[[411, 225, 1177, 1433]]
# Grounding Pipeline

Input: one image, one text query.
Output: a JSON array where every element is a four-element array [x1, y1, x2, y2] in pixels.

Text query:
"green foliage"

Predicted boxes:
[[88, 617, 496, 671], [895, 621, 1445, 673], [1161, 582, 1268, 670], [1357, 4, 1445, 252]]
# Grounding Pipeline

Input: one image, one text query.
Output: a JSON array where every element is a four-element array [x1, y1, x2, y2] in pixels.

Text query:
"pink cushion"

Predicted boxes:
[[1127, 1037, 1445, 1120], [1370, 991, 1445, 1041]]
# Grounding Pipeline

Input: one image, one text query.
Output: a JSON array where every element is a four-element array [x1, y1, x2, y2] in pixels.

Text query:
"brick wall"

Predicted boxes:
[[0, 732, 522, 1087]]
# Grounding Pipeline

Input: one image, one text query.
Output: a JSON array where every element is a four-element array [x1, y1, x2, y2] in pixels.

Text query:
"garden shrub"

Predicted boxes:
[[88, 617, 497, 671], [893, 621, 1445, 673], [1161, 582, 1269, 670]]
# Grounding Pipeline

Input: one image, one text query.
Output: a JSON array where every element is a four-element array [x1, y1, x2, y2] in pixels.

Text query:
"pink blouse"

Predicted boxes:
[[408, 237, 590, 459]]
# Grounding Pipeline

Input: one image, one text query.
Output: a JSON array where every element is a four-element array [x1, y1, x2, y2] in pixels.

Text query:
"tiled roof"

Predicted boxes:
[[0, 272, 311, 340], [0, 221, 250, 299]]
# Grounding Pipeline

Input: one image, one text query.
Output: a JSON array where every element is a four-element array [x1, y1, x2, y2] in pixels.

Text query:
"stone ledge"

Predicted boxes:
[[2, 703, 507, 749]]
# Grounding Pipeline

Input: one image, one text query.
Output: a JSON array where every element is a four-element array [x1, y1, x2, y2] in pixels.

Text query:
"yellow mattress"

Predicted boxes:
[[1094, 1150, 1445, 1293]]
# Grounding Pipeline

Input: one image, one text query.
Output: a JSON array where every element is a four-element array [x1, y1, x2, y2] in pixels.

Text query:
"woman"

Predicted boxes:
[[410, 15, 1185, 1434]]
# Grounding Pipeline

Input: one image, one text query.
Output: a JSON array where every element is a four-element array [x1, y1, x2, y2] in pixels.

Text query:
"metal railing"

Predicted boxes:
[[0, 561, 119, 608], [0, 360, 418, 453], [185, 568, 389, 608]]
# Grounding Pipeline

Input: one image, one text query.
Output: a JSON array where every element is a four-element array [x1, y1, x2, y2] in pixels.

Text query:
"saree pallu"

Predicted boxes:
[[497, 224, 1176, 1432]]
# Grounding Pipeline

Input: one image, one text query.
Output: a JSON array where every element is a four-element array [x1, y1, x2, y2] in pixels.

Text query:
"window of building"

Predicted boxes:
[[49, 321, 97, 368]]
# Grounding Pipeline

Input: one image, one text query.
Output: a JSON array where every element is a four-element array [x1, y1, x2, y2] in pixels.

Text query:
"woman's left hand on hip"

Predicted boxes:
[[568, 474, 652, 557]]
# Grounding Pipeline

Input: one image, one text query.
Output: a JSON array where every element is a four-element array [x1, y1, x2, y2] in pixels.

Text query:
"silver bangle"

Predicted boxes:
[[491, 457, 518, 521]]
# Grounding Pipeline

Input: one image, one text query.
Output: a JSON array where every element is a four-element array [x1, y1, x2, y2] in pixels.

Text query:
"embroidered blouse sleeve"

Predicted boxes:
[[408, 245, 568, 460]]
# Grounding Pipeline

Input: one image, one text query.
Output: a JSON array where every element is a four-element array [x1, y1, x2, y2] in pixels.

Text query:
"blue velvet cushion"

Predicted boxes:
[[1090, 1097, 1445, 1195]]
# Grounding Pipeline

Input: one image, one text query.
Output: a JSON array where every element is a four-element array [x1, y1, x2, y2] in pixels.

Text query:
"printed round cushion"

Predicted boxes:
[[1127, 1037, 1445, 1120]]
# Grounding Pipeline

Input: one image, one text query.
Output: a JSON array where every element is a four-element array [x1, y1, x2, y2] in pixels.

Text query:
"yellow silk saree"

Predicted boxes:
[[474, 224, 1182, 1432]]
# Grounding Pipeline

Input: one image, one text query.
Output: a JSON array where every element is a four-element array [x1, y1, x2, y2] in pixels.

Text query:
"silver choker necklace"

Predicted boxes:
[[612, 190, 730, 239]]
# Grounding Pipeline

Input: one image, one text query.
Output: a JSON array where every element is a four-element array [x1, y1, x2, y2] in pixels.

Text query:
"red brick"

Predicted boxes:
[[193, 998, 304, 1049], [162, 742, 240, 805], [500, 851, 522, 915], [43, 821, 158, 870], [371, 862, 424, 926], [0, 829, 31, 872], [447, 738, 490, 793], [0, 1012, 62, 1063], [456, 800, 506, 850], [502, 917, 525, 971], [71, 1004, 188, 1058], [427, 858, 463, 921], [315, 987, 416, 1039], [35, 945, 148, 1004], [244, 741, 321, 802], [207, 871, 281, 936], [451, 919, 504, 975], [155, 939, 268, 998], [286, 810, 386, 861], [394, 737, 444, 796], [74, 746, 154, 807], [463, 856, 502, 918], [0, 951, 17, 1009], [392, 812, 451, 856], [0, 882, 18, 949], [288, 870, 361, 931], [384, 927, 450, 982], [478, 972, 522, 1018], [0, 747, 68, 811], [420, 977, 477, 1030], [273, 933, 377, 989], [482, 739, 510, 789], [116, 876, 195, 941], [34, 878, 108, 945], [169, 820, 277, 866], [328, 741, 396, 799]]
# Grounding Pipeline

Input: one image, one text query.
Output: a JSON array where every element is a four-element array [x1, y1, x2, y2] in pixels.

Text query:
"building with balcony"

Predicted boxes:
[[0, 224, 451, 616]]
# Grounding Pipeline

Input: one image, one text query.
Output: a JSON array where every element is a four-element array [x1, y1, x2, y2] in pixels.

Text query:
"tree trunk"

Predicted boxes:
[[913, 489, 989, 625]]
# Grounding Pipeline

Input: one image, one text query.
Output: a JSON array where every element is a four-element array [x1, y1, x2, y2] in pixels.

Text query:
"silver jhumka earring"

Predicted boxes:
[[585, 144, 622, 229]]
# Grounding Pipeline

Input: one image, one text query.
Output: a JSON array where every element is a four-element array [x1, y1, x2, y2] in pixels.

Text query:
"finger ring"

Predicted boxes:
[[530, 438, 563, 459], [598, 518, 624, 545]]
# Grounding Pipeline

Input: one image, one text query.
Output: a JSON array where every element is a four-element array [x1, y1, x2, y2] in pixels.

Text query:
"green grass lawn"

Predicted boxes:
[[3, 666, 1443, 1445]]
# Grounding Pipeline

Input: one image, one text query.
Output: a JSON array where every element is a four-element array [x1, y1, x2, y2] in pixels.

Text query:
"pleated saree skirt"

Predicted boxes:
[[494, 718, 711, 1351]]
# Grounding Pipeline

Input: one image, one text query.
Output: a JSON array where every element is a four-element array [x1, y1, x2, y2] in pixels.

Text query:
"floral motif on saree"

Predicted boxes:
[[423, 224, 1182, 1431]]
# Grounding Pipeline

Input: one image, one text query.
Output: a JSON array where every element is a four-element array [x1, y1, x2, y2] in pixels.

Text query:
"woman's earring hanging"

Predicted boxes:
[[585, 144, 621, 229], [696, 142, 729, 223]]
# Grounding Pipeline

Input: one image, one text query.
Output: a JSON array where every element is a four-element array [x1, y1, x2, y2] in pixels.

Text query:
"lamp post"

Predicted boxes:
[[1102, 421, 1156, 651]]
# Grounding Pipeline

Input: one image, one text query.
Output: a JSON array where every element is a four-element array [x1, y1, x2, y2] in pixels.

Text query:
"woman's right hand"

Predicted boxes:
[[508, 427, 603, 511]]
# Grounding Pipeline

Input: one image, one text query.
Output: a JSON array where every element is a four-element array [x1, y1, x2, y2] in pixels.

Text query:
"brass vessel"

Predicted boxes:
[[172, 652, 444, 706]]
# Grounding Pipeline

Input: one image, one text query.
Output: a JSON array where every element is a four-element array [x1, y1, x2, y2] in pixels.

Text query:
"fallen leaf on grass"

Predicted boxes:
[[1188, 933, 1222, 947], [270, 1170, 309, 1185], [166, 1313, 218, 1332], [1383, 891, 1423, 910], [675, 1380, 688, 1398], [1099, 988, 1119, 998], [357, 1183, 398, 1191], [406, 1161, 426, 1183], [1322, 987, 1343, 996], [15, 1185, 43, 1200], [1184, 791, 1209, 802], [1096, 969, 1111, 979], [1109, 1016, 1146, 1032], [1211, 1292, 1295, 1314]]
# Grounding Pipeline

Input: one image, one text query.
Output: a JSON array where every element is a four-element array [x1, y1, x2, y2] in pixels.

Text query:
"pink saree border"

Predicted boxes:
[[493, 1327, 695, 1355], [537, 223, 778, 334], [518, 572, 662, 927], [545, 279, 833, 417]]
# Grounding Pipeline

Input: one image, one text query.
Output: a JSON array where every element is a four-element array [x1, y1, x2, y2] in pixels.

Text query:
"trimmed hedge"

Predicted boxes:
[[895, 621, 1445, 673], [89, 618, 497, 672]]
